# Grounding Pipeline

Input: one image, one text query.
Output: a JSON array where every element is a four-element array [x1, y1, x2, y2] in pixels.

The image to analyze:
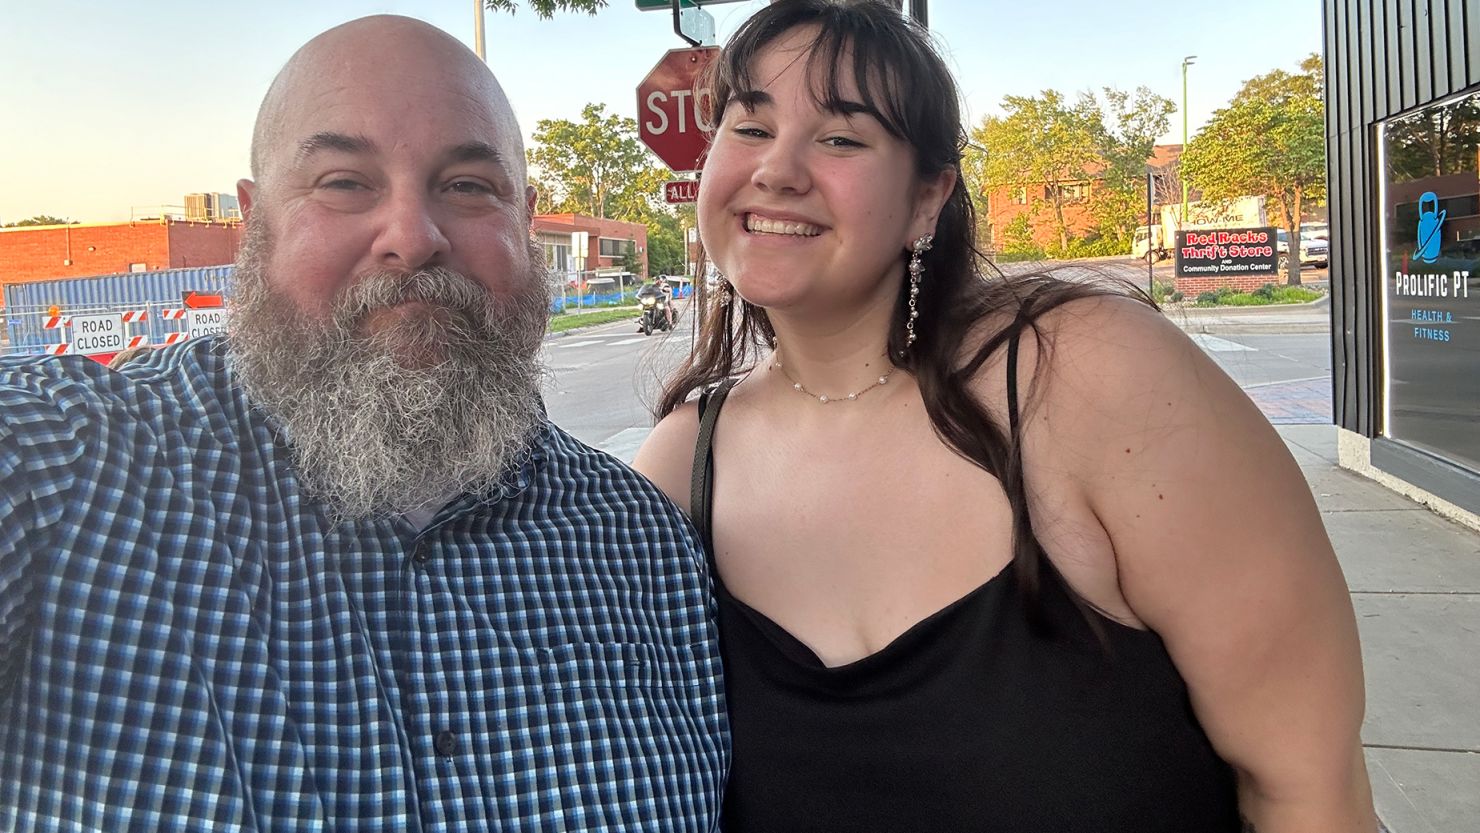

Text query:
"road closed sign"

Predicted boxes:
[[187, 307, 227, 339], [69, 313, 127, 355]]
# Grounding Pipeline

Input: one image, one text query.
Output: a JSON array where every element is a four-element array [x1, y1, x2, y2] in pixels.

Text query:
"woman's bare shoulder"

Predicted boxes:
[[631, 400, 703, 515]]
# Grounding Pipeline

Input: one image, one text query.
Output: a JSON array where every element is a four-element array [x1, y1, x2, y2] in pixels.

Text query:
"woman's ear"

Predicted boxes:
[[909, 165, 958, 243]]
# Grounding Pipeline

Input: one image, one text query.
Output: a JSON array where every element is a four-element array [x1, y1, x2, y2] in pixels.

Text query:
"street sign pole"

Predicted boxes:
[[908, 0, 928, 27], [1146, 169, 1155, 300]]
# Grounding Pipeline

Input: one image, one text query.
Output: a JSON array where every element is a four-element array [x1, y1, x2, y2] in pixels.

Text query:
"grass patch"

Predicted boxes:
[[1192, 284, 1323, 307], [548, 307, 641, 333]]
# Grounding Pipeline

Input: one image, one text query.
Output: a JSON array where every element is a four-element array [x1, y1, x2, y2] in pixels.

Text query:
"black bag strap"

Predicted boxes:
[[690, 377, 738, 554]]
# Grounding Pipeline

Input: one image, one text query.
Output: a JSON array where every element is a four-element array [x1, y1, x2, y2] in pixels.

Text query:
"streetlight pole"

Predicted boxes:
[[473, 0, 486, 61], [1181, 55, 1196, 221]]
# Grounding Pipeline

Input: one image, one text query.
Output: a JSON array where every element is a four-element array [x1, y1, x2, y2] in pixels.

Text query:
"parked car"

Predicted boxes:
[[1276, 228, 1329, 269]]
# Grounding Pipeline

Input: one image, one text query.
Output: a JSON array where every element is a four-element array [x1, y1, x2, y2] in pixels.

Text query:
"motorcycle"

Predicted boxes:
[[638, 292, 673, 336]]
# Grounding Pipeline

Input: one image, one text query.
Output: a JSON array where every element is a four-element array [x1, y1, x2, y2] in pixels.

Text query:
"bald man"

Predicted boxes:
[[0, 16, 727, 832]]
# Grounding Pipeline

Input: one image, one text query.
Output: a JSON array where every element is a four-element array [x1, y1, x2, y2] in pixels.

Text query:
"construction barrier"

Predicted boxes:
[[2, 266, 231, 360]]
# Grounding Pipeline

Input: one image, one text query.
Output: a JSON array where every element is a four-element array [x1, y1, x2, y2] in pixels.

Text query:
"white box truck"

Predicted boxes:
[[1133, 196, 1269, 262]]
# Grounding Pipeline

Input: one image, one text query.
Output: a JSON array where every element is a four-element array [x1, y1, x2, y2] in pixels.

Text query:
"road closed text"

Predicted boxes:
[[69, 314, 126, 355]]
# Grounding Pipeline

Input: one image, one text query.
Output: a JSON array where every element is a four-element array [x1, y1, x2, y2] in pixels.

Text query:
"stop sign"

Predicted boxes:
[[637, 47, 719, 174]]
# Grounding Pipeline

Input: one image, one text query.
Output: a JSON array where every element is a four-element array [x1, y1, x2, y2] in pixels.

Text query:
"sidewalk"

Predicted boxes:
[[1164, 294, 1332, 334], [1277, 424, 1480, 833], [1166, 300, 1479, 830]]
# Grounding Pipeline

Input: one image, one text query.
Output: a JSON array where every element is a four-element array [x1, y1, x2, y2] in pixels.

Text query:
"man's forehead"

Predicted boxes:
[[252, 15, 522, 180]]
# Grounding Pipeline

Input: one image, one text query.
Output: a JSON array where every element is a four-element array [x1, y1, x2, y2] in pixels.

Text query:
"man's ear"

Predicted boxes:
[[237, 179, 257, 223], [525, 185, 538, 224]]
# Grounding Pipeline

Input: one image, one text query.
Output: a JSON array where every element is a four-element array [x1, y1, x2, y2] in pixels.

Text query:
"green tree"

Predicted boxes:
[[645, 211, 688, 277], [1088, 86, 1175, 247], [4, 215, 75, 227], [483, 0, 605, 17], [1384, 95, 1480, 180], [999, 213, 1040, 257], [528, 103, 666, 221], [970, 90, 1100, 252], [1181, 54, 1325, 284]]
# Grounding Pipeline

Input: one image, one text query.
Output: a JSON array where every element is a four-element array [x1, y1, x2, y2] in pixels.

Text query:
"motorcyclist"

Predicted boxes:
[[655, 277, 677, 328], [636, 277, 677, 331]]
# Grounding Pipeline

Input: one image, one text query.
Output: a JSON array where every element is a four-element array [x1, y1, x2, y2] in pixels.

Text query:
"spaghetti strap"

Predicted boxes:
[[690, 378, 737, 562], [1006, 325, 1023, 439]]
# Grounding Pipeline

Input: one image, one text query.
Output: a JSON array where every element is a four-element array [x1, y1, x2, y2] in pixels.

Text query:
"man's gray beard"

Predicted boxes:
[[227, 223, 552, 521]]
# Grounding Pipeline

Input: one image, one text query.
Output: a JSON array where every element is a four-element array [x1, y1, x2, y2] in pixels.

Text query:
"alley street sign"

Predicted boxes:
[[638, 47, 719, 174], [664, 180, 699, 204]]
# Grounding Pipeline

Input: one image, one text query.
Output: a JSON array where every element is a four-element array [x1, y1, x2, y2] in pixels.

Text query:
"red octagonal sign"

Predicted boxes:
[[637, 47, 719, 174]]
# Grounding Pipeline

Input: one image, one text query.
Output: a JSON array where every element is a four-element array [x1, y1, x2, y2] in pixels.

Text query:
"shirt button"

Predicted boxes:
[[435, 730, 458, 757], [413, 541, 433, 565]]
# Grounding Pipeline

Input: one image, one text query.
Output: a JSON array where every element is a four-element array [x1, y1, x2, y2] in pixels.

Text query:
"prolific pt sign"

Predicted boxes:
[[638, 47, 719, 174], [68, 313, 126, 355]]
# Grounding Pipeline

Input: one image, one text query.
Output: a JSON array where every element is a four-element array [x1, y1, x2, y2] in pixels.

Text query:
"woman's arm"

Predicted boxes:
[[1033, 297, 1375, 832], [632, 401, 703, 515]]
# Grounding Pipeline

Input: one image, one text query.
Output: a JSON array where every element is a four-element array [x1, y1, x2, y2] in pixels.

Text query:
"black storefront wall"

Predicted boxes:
[[1324, 0, 1480, 513]]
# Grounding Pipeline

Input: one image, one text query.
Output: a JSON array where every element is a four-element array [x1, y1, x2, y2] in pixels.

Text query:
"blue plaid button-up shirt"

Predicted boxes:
[[0, 339, 728, 832]]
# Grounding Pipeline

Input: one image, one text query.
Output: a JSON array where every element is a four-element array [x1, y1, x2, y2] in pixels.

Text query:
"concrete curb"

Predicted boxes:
[[543, 309, 642, 342]]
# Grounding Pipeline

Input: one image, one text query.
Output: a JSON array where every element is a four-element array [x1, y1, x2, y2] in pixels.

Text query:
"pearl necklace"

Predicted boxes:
[[769, 350, 895, 404]]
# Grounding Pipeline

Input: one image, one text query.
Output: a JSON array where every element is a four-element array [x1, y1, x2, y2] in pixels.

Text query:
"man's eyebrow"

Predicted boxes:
[[446, 141, 507, 167], [295, 132, 376, 166]]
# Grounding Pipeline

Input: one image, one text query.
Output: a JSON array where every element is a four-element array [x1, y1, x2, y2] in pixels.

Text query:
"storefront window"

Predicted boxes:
[[1380, 87, 1480, 471]]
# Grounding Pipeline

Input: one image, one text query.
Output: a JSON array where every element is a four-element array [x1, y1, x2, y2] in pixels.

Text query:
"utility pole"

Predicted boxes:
[[1181, 55, 1196, 221], [473, 0, 487, 60]]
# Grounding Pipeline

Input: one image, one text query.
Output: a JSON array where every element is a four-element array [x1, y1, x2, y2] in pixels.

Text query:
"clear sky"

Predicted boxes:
[[0, 0, 1323, 224]]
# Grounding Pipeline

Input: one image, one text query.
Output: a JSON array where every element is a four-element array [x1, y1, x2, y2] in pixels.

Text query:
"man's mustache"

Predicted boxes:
[[334, 268, 492, 324]]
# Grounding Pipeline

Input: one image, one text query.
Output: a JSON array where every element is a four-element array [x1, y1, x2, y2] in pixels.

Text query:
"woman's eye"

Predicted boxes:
[[733, 127, 771, 139], [824, 136, 864, 149]]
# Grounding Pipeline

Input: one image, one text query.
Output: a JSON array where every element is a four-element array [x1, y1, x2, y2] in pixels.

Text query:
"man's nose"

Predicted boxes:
[[751, 138, 812, 195], [371, 190, 450, 270]]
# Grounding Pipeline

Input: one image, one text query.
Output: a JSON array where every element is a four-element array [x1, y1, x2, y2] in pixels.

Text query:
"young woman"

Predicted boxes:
[[634, 2, 1375, 830]]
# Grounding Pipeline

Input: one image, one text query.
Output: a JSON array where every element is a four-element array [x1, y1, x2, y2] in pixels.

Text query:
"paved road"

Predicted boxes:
[[541, 314, 1336, 461], [540, 318, 693, 461]]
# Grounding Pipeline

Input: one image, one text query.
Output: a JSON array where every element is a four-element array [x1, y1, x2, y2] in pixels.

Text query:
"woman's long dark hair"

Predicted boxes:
[[656, 0, 1149, 633]]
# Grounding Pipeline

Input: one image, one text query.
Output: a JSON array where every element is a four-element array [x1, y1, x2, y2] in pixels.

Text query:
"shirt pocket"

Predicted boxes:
[[542, 640, 701, 692], [538, 641, 720, 828]]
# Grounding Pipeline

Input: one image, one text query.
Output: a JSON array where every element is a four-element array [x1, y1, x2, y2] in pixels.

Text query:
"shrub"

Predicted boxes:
[[999, 215, 1041, 259]]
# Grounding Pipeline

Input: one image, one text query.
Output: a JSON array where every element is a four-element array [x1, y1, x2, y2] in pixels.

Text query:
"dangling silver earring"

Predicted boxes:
[[906, 233, 933, 349]]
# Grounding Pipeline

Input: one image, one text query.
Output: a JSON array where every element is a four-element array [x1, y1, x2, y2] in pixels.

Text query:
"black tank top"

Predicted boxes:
[[690, 332, 1241, 832]]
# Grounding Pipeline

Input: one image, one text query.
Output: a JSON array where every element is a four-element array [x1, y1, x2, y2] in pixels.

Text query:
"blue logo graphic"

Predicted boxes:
[[1416, 191, 1446, 263]]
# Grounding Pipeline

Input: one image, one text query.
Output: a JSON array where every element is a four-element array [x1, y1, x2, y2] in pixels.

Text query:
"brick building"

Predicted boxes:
[[0, 219, 243, 290], [981, 144, 1187, 250], [531, 213, 648, 283]]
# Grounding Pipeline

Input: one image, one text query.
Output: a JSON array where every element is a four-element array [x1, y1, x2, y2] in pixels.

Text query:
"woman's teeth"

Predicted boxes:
[[746, 215, 821, 236]]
